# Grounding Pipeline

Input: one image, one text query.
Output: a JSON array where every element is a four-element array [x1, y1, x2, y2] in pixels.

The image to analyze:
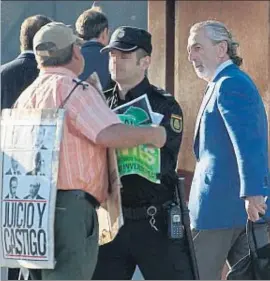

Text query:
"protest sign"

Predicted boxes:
[[113, 94, 161, 184], [0, 108, 64, 269]]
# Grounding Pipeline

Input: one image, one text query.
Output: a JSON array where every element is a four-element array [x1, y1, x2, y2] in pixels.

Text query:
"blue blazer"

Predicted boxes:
[[188, 63, 270, 230], [79, 41, 111, 91], [1, 53, 38, 109]]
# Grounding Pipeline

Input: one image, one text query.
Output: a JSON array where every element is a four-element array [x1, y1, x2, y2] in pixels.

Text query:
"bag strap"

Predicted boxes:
[[246, 216, 270, 258], [11, 79, 87, 111], [246, 220, 259, 258], [57, 79, 87, 110]]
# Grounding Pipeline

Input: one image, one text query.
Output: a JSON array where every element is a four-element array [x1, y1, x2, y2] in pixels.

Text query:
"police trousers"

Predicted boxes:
[[93, 212, 194, 280], [29, 190, 99, 280]]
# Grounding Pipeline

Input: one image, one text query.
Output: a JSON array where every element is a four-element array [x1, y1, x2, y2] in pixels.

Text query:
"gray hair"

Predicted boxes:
[[35, 43, 73, 68], [190, 20, 243, 66]]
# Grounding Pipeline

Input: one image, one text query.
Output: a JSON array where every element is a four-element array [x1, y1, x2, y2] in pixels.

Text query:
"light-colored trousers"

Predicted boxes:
[[192, 223, 269, 280]]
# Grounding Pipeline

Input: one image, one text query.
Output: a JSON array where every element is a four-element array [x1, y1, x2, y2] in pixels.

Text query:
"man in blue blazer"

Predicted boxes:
[[1, 15, 52, 110], [187, 20, 270, 279]]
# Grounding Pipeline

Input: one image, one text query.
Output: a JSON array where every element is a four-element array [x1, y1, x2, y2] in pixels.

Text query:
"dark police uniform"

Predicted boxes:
[[93, 26, 193, 280]]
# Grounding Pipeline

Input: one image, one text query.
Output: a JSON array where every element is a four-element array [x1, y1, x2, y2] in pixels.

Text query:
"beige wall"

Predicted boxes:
[[148, 1, 167, 89], [149, 0, 270, 191]]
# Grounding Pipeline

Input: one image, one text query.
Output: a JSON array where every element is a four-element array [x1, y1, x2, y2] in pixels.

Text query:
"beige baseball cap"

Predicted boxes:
[[33, 22, 83, 56]]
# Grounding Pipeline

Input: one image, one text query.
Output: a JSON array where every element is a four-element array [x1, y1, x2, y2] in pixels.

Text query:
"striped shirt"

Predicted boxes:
[[14, 67, 121, 203]]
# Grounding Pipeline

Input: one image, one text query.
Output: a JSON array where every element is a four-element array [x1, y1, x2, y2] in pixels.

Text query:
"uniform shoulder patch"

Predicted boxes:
[[170, 114, 183, 133]]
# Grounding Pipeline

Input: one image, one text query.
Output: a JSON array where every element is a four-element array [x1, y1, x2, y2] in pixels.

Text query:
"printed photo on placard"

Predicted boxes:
[[2, 177, 50, 260], [26, 150, 49, 177], [3, 152, 27, 176], [33, 126, 56, 151], [4, 157, 23, 176], [2, 176, 49, 202], [3, 150, 52, 178], [1, 125, 56, 150], [1, 107, 65, 269], [24, 177, 48, 201], [3, 176, 20, 200]]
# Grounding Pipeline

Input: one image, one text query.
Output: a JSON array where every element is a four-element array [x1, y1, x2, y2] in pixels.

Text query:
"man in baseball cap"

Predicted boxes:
[[101, 26, 152, 55], [14, 21, 167, 281], [33, 21, 83, 58]]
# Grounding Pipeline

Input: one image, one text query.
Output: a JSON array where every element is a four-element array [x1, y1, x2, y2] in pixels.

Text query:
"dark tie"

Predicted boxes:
[[193, 84, 211, 159], [109, 93, 118, 109], [204, 85, 210, 96]]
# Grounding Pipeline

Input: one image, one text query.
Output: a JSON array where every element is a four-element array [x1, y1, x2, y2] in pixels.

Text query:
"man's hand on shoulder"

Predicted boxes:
[[244, 195, 267, 222]]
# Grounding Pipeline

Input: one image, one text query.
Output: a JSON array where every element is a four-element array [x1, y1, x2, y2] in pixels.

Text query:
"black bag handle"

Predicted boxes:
[[246, 216, 270, 258], [247, 220, 259, 258]]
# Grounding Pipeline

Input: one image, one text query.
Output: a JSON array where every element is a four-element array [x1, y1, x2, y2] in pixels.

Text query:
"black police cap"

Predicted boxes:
[[101, 26, 152, 55]]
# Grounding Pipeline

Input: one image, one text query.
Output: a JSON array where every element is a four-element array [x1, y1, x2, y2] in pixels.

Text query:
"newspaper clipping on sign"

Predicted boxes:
[[0, 108, 64, 269], [113, 94, 163, 184]]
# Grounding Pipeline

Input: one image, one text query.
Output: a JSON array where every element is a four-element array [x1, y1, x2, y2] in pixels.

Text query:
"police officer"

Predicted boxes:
[[93, 26, 194, 280]]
